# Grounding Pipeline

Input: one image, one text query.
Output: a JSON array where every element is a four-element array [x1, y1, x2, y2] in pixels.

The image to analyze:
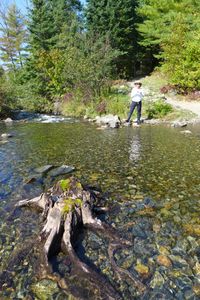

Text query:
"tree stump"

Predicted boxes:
[[15, 176, 146, 299]]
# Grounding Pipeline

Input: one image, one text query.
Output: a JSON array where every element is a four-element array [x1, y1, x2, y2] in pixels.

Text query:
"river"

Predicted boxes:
[[0, 117, 200, 299]]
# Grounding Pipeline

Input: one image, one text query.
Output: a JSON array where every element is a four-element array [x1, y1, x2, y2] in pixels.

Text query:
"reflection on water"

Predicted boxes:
[[0, 121, 200, 299], [129, 129, 141, 162]]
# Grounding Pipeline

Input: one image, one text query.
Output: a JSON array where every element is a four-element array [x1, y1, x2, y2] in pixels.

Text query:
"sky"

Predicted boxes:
[[15, 0, 29, 14], [14, 0, 86, 15]]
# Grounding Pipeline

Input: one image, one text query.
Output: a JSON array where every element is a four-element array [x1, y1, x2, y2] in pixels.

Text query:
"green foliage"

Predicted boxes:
[[0, 3, 27, 70], [85, 0, 141, 77], [59, 179, 71, 192], [62, 197, 82, 214], [146, 100, 173, 119], [137, 0, 200, 90]]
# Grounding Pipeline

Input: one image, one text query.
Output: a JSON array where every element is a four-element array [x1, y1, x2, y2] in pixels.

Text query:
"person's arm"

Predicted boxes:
[[131, 88, 137, 98]]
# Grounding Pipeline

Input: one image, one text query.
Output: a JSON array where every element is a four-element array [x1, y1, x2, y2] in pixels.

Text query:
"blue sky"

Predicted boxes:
[[15, 0, 86, 14]]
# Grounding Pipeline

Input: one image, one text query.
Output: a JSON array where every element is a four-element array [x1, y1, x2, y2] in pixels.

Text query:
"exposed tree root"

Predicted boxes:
[[14, 176, 146, 299], [108, 242, 146, 294]]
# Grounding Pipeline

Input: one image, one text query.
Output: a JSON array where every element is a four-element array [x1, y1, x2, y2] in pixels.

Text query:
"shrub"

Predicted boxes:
[[146, 100, 173, 119]]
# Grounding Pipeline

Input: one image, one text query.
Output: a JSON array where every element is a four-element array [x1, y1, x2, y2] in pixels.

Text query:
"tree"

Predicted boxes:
[[85, 0, 141, 77], [28, 0, 56, 52], [137, 0, 200, 89], [0, 3, 27, 70], [28, 0, 81, 52]]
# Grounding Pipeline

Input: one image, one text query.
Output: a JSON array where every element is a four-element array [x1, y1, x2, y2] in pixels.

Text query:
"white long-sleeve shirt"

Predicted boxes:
[[131, 88, 144, 103]]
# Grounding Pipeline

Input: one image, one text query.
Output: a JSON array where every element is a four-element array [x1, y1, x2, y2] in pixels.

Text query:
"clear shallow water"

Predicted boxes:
[[0, 120, 200, 299]]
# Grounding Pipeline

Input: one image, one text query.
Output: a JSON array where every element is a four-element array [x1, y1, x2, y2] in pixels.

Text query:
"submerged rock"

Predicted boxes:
[[180, 130, 192, 134], [156, 255, 172, 268], [150, 271, 165, 289], [193, 284, 200, 296], [48, 165, 75, 177], [34, 165, 54, 174], [169, 255, 189, 268], [135, 261, 149, 276]]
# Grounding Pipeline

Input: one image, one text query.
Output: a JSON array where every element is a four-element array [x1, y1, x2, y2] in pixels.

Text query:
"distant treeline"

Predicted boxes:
[[0, 0, 199, 114]]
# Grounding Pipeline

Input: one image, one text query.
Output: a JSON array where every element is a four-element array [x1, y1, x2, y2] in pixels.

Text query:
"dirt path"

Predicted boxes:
[[165, 97, 200, 117], [129, 79, 200, 118]]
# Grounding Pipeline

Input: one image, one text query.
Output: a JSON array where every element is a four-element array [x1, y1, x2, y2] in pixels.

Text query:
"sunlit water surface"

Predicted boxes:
[[0, 120, 200, 299]]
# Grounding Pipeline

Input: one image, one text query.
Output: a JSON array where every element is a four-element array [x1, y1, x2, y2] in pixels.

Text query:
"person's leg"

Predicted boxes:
[[136, 101, 142, 124], [126, 102, 137, 122]]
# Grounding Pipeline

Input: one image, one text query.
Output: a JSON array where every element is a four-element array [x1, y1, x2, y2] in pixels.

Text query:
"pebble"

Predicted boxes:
[[157, 255, 172, 268], [134, 261, 149, 275]]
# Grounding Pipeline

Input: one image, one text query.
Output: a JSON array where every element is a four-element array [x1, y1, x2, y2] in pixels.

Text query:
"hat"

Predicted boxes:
[[134, 81, 142, 86]]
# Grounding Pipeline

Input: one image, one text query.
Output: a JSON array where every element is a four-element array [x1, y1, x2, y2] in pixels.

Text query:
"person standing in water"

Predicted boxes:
[[125, 81, 144, 125]]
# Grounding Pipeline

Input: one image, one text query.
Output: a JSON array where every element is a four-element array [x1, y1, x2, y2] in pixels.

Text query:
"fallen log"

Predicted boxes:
[[15, 176, 146, 299]]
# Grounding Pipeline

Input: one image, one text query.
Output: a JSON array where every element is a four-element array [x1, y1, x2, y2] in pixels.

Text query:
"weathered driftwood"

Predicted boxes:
[[15, 176, 146, 299]]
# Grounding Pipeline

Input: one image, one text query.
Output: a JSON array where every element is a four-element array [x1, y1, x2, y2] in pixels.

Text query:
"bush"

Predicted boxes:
[[146, 100, 173, 119]]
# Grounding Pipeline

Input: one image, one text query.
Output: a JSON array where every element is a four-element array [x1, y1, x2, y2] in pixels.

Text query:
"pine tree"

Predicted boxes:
[[85, 0, 141, 77], [0, 4, 27, 70], [28, 0, 81, 51], [25, 0, 82, 98], [28, 0, 56, 51], [137, 0, 200, 89]]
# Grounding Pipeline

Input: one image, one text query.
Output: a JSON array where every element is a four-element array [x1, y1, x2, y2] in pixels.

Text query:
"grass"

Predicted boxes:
[[61, 71, 197, 121]]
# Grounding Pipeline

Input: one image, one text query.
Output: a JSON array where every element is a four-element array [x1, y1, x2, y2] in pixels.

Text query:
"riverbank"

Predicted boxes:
[[138, 73, 200, 122], [1, 72, 200, 126], [60, 72, 200, 125]]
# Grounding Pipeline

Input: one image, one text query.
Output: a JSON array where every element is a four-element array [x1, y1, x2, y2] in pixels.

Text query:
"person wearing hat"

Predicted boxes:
[[125, 81, 144, 125]]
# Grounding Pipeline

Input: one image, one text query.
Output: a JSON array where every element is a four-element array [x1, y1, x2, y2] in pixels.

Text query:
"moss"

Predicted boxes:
[[59, 179, 71, 191], [62, 197, 83, 214]]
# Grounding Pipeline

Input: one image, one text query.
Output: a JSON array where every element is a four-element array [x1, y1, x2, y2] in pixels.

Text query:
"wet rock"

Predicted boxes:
[[175, 277, 193, 290], [142, 289, 174, 300], [0, 140, 8, 144], [24, 174, 44, 185], [48, 165, 75, 177], [193, 261, 200, 275], [169, 255, 189, 268], [134, 237, 158, 256], [95, 114, 121, 128], [171, 121, 187, 127], [1, 133, 13, 138], [34, 165, 54, 174], [175, 290, 185, 300], [121, 256, 135, 269], [134, 261, 149, 276], [150, 271, 165, 289], [156, 255, 172, 268], [184, 288, 195, 300], [180, 130, 192, 134], [144, 119, 162, 125], [193, 284, 200, 296], [132, 224, 148, 239], [172, 239, 189, 255], [4, 118, 13, 123], [153, 221, 162, 233], [157, 245, 170, 256]]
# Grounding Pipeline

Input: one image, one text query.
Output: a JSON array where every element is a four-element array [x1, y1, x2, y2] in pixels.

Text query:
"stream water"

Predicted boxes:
[[0, 117, 200, 299]]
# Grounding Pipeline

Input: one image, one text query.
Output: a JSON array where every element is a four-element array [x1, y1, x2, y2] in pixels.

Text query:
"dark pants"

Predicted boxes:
[[127, 101, 142, 123]]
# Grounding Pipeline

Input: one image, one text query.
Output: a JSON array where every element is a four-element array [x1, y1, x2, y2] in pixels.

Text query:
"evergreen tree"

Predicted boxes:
[[137, 0, 200, 89], [0, 4, 27, 70], [25, 0, 82, 98], [28, 0, 56, 51], [85, 0, 141, 77], [28, 0, 81, 51]]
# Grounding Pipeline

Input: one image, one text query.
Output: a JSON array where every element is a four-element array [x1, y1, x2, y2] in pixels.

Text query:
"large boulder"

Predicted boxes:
[[95, 114, 121, 128]]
